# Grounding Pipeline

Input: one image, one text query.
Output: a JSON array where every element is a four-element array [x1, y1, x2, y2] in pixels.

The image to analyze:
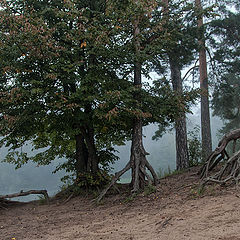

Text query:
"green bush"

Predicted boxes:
[[188, 125, 202, 166], [144, 184, 157, 196]]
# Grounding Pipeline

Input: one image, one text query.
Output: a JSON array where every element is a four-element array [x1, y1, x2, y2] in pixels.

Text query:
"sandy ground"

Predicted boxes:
[[1, 168, 240, 240]]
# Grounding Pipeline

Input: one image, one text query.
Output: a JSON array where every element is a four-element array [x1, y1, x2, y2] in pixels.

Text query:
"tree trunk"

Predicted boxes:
[[81, 126, 99, 174], [80, 103, 99, 175], [130, 19, 147, 191], [170, 59, 189, 170], [87, 126, 99, 174], [130, 118, 148, 191], [130, 18, 158, 192], [195, 0, 212, 161], [96, 9, 159, 202], [75, 134, 88, 177], [162, 0, 189, 169]]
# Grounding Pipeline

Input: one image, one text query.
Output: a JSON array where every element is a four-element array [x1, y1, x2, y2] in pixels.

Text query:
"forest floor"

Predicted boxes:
[[1, 167, 240, 240]]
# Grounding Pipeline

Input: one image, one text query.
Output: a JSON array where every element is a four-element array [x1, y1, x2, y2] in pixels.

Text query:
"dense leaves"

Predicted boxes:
[[0, 0, 196, 188], [210, 10, 240, 134]]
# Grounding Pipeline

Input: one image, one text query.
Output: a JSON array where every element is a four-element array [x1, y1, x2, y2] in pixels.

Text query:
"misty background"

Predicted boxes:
[[0, 108, 223, 201]]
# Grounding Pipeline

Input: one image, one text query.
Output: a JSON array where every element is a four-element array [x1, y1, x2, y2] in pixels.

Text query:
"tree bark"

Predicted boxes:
[[81, 126, 99, 174], [130, 17, 158, 192], [163, 0, 189, 170], [80, 103, 99, 175], [130, 118, 148, 191], [195, 0, 212, 161], [75, 134, 88, 177], [170, 59, 189, 170], [96, 6, 159, 202], [130, 18, 147, 191]]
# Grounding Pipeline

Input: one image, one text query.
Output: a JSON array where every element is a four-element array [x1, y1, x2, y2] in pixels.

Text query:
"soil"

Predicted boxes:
[[1, 167, 240, 240]]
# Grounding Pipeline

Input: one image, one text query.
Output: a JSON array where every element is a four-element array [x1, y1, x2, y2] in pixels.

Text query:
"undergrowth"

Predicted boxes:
[[157, 166, 186, 179]]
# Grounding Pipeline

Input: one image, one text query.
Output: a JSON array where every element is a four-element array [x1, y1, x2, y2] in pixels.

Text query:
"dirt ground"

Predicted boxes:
[[1, 168, 240, 240]]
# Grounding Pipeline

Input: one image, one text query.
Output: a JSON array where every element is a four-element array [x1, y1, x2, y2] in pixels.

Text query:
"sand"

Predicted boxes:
[[1, 169, 240, 240]]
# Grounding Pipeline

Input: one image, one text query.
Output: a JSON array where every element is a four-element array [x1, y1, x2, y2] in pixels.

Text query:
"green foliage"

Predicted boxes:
[[144, 184, 156, 196], [56, 166, 111, 191], [187, 125, 202, 166], [0, 0, 130, 180], [190, 185, 205, 198], [123, 193, 138, 203], [0, 0, 201, 189], [76, 170, 110, 189], [210, 9, 240, 134], [212, 76, 240, 134]]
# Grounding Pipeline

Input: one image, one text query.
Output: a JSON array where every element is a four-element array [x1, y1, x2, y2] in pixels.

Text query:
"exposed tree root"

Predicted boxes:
[[97, 17, 160, 202], [61, 193, 74, 205], [200, 128, 240, 186], [96, 116, 159, 203], [96, 162, 131, 203], [96, 123, 159, 203], [0, 199, 8, 210]]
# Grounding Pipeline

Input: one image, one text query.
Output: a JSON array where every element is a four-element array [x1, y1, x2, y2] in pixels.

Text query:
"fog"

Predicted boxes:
[[0, 111, 223, 202]]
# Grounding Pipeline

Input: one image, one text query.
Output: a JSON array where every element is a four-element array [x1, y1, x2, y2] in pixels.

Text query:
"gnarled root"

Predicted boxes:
[[200, 128, 240, 186]]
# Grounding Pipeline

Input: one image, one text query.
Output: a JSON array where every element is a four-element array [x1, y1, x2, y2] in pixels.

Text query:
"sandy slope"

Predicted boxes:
[[1, 169, 240, 240]]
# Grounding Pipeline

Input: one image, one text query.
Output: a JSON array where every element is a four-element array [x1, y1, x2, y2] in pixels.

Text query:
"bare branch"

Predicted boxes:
[[0, 190, 49, 204]]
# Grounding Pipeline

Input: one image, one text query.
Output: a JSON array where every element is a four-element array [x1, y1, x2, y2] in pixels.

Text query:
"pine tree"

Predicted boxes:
[[195, 0, 212, 161], [210, 8, 240, 133]]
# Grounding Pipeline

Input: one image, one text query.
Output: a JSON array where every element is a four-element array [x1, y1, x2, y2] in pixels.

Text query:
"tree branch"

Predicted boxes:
[[0, 190, 49, 204]]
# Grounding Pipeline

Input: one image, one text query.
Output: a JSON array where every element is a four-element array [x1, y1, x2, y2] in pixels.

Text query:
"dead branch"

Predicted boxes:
[[0, 190, 49, 204]]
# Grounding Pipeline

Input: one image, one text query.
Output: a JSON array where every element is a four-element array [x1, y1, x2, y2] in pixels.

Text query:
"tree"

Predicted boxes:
[[198, 2, 240, 185], [0, 0, 198, 197], [152, 0, 200, 169], [210, 10, 240, 134], [195, 0, 212, 161], [161, 0, 194, 170], [97, 0, 199, 201], [212, 76, 240, 134], [0, 0, 129, 187]]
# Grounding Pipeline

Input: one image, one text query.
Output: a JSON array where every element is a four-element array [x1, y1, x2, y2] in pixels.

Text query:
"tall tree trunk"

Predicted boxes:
[[195, 0, 212, 161], [86, 126, 99, 174], [163, 0, 189, 169], [130, 17, 158, 192], [130, 18, 146, 191], [169, 59, 189, 169], [96, 3, 158, 202]]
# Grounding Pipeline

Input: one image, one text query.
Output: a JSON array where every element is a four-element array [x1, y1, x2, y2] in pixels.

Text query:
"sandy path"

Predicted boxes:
[[1, 171, 240, 240]]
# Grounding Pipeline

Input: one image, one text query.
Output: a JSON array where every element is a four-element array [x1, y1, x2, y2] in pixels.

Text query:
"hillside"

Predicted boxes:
[[1, 168, 240, 240]]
